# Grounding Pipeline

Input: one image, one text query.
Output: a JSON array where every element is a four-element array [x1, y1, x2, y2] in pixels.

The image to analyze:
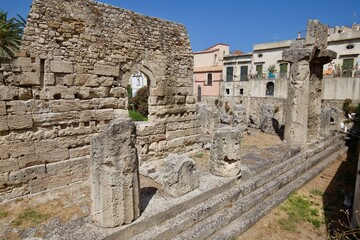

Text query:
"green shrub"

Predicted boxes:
[[128, 110, 148, 121], [129, 86, 149, 117], [356, 103, 360, 122]]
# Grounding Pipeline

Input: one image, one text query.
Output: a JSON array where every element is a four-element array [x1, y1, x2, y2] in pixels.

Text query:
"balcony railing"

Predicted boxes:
[[323, 69, 360, 78], [250, 71, 289, 80]]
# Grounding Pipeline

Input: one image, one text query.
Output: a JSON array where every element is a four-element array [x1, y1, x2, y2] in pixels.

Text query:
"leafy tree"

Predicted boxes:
[[129, 86, 149, 117], [0, 10, 25, 59]]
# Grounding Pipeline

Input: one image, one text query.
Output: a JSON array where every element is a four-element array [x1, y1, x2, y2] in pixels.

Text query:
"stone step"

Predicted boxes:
[[172, 143, 344, 239], [118, 134, 345, 240], [209, 145, 348, 239]]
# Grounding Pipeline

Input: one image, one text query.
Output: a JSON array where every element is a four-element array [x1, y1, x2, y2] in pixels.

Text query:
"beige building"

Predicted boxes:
[[193, 43, 229, 101]]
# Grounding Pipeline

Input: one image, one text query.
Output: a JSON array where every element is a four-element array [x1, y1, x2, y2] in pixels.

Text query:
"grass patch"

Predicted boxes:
[[128, 110, 148, 121], [195, 152, 204, 158], [310, 188, 323, 196], [0, 209, 8, 218], [278, 194, 323, 232], [13, 207, 48, 227]]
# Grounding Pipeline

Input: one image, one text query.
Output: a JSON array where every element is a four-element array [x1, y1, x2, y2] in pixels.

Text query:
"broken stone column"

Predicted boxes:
[[210, 126, 241, 177], [282, 57, 311, 146], [283, 19, 336, 146], [161, 154, 199, 197], [90, 118, 140, 228]]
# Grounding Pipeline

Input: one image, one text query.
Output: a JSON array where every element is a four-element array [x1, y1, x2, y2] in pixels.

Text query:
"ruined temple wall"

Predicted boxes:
[[0, 0, 196, 201]]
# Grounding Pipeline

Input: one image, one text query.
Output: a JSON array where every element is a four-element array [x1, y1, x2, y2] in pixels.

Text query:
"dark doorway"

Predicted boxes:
[[197, 85, 202, 102]]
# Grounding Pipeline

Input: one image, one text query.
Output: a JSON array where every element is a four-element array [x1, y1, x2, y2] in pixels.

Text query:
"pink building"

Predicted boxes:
[[193, 43, 230, 101]]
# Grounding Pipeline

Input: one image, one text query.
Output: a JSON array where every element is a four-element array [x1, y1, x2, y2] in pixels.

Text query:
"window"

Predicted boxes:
[[266, 82, 275, 96], [207, 73, 213, 85], [239, 88, 244, 95], [256, 65, 263, 78], [346, 44, 355, 50], [225, 88, 230, 95], [279, 63, 288, 78], [342, 58, 354, 77], [258, 54, 263, 58], [240, 66, 248, 81], [214, 54, 217, 65], [226, 66, 234, 81]]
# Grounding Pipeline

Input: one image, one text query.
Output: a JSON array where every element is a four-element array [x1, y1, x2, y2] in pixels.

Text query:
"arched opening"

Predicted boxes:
[[127, 70, 149, 121], [266, 82, 275, 96]]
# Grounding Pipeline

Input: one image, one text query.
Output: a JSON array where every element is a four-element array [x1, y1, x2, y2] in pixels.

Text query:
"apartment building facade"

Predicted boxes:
[[193, 43, 230, 101], [220, 24, 360, 100]]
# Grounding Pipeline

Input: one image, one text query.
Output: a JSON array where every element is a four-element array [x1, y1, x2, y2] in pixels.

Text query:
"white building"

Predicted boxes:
[[220, 23, 360, 100], [130, 71, 148, 97]]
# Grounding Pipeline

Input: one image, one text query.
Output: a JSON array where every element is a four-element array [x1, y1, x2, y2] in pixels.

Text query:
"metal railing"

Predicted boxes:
[[323, 69, 360, 78], [250, 71, 289, 80]]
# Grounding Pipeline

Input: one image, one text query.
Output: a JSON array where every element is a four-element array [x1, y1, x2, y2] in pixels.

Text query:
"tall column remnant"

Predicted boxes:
[[90, 118, 140, 228], [283, 20, 336, 146]]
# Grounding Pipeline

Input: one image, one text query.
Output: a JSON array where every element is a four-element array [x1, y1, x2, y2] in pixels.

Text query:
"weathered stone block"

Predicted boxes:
[[39, 157, 89, 191], [90, 118, 140, 227], [89, 87, 110, 98], [0, 101, 6, 115], [261, 117, 279, 135], [79, 109, 114, 122], [93, 64, 119, 77], [110, 87, 126, 98], [44, 73, 55, 85], [6, 100, 34, 115], [41, 86, 76, 99], [6, 165, 46, 185], [18, 148, 69, 168], [7, 115, 33, 130], [210, 127, 241, 177], [0, 86, 19, 100], [161, 154, 199, 197], [50, 61, 74, 73], [19, 87, 33, 100], [18, 72, 40, 86], [69, 145, 90, 158], [0, 158, 19, 173]]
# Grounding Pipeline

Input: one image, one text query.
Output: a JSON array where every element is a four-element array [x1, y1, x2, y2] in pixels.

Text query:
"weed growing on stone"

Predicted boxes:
[[13, 207, 48, 227], [278, 194, 324, 232], [310, 188, 324, 196], [0, 209, 8, 218], [195, 152, 204, 158]]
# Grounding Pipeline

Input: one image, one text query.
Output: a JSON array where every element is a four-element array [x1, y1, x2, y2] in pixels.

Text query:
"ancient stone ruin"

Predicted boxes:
[[283, 20, 337, 146], [161, 154, 199, 197], [90, 118, 140, 228], [0, 0, 352, 238], [0, 0, 199, 201], [210, 126, 242, 177]]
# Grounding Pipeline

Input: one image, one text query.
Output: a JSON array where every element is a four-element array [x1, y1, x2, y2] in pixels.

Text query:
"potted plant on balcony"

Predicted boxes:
[[268, 64, 276, 79]]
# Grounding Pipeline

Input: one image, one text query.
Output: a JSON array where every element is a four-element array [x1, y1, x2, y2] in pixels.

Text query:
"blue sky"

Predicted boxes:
[[2, 0, 360, 53]]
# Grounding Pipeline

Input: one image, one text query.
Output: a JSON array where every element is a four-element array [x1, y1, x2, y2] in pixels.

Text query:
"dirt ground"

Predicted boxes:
[[238, 138, 359, 240]]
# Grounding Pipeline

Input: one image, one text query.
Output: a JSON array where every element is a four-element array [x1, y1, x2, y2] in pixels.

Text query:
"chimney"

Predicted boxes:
[[297, 32, 301, 39]]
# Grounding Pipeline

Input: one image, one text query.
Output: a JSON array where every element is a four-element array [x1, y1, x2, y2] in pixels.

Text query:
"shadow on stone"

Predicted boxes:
[[140, 187, 158, 212]]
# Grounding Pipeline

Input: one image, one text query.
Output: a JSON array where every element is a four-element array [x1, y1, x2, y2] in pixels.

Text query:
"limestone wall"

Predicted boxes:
[[0, 0, 197, 201]]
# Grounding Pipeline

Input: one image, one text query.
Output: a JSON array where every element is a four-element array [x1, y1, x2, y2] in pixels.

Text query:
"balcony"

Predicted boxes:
[[250, 71, 289, 80], [324, 69, 360, 78]]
